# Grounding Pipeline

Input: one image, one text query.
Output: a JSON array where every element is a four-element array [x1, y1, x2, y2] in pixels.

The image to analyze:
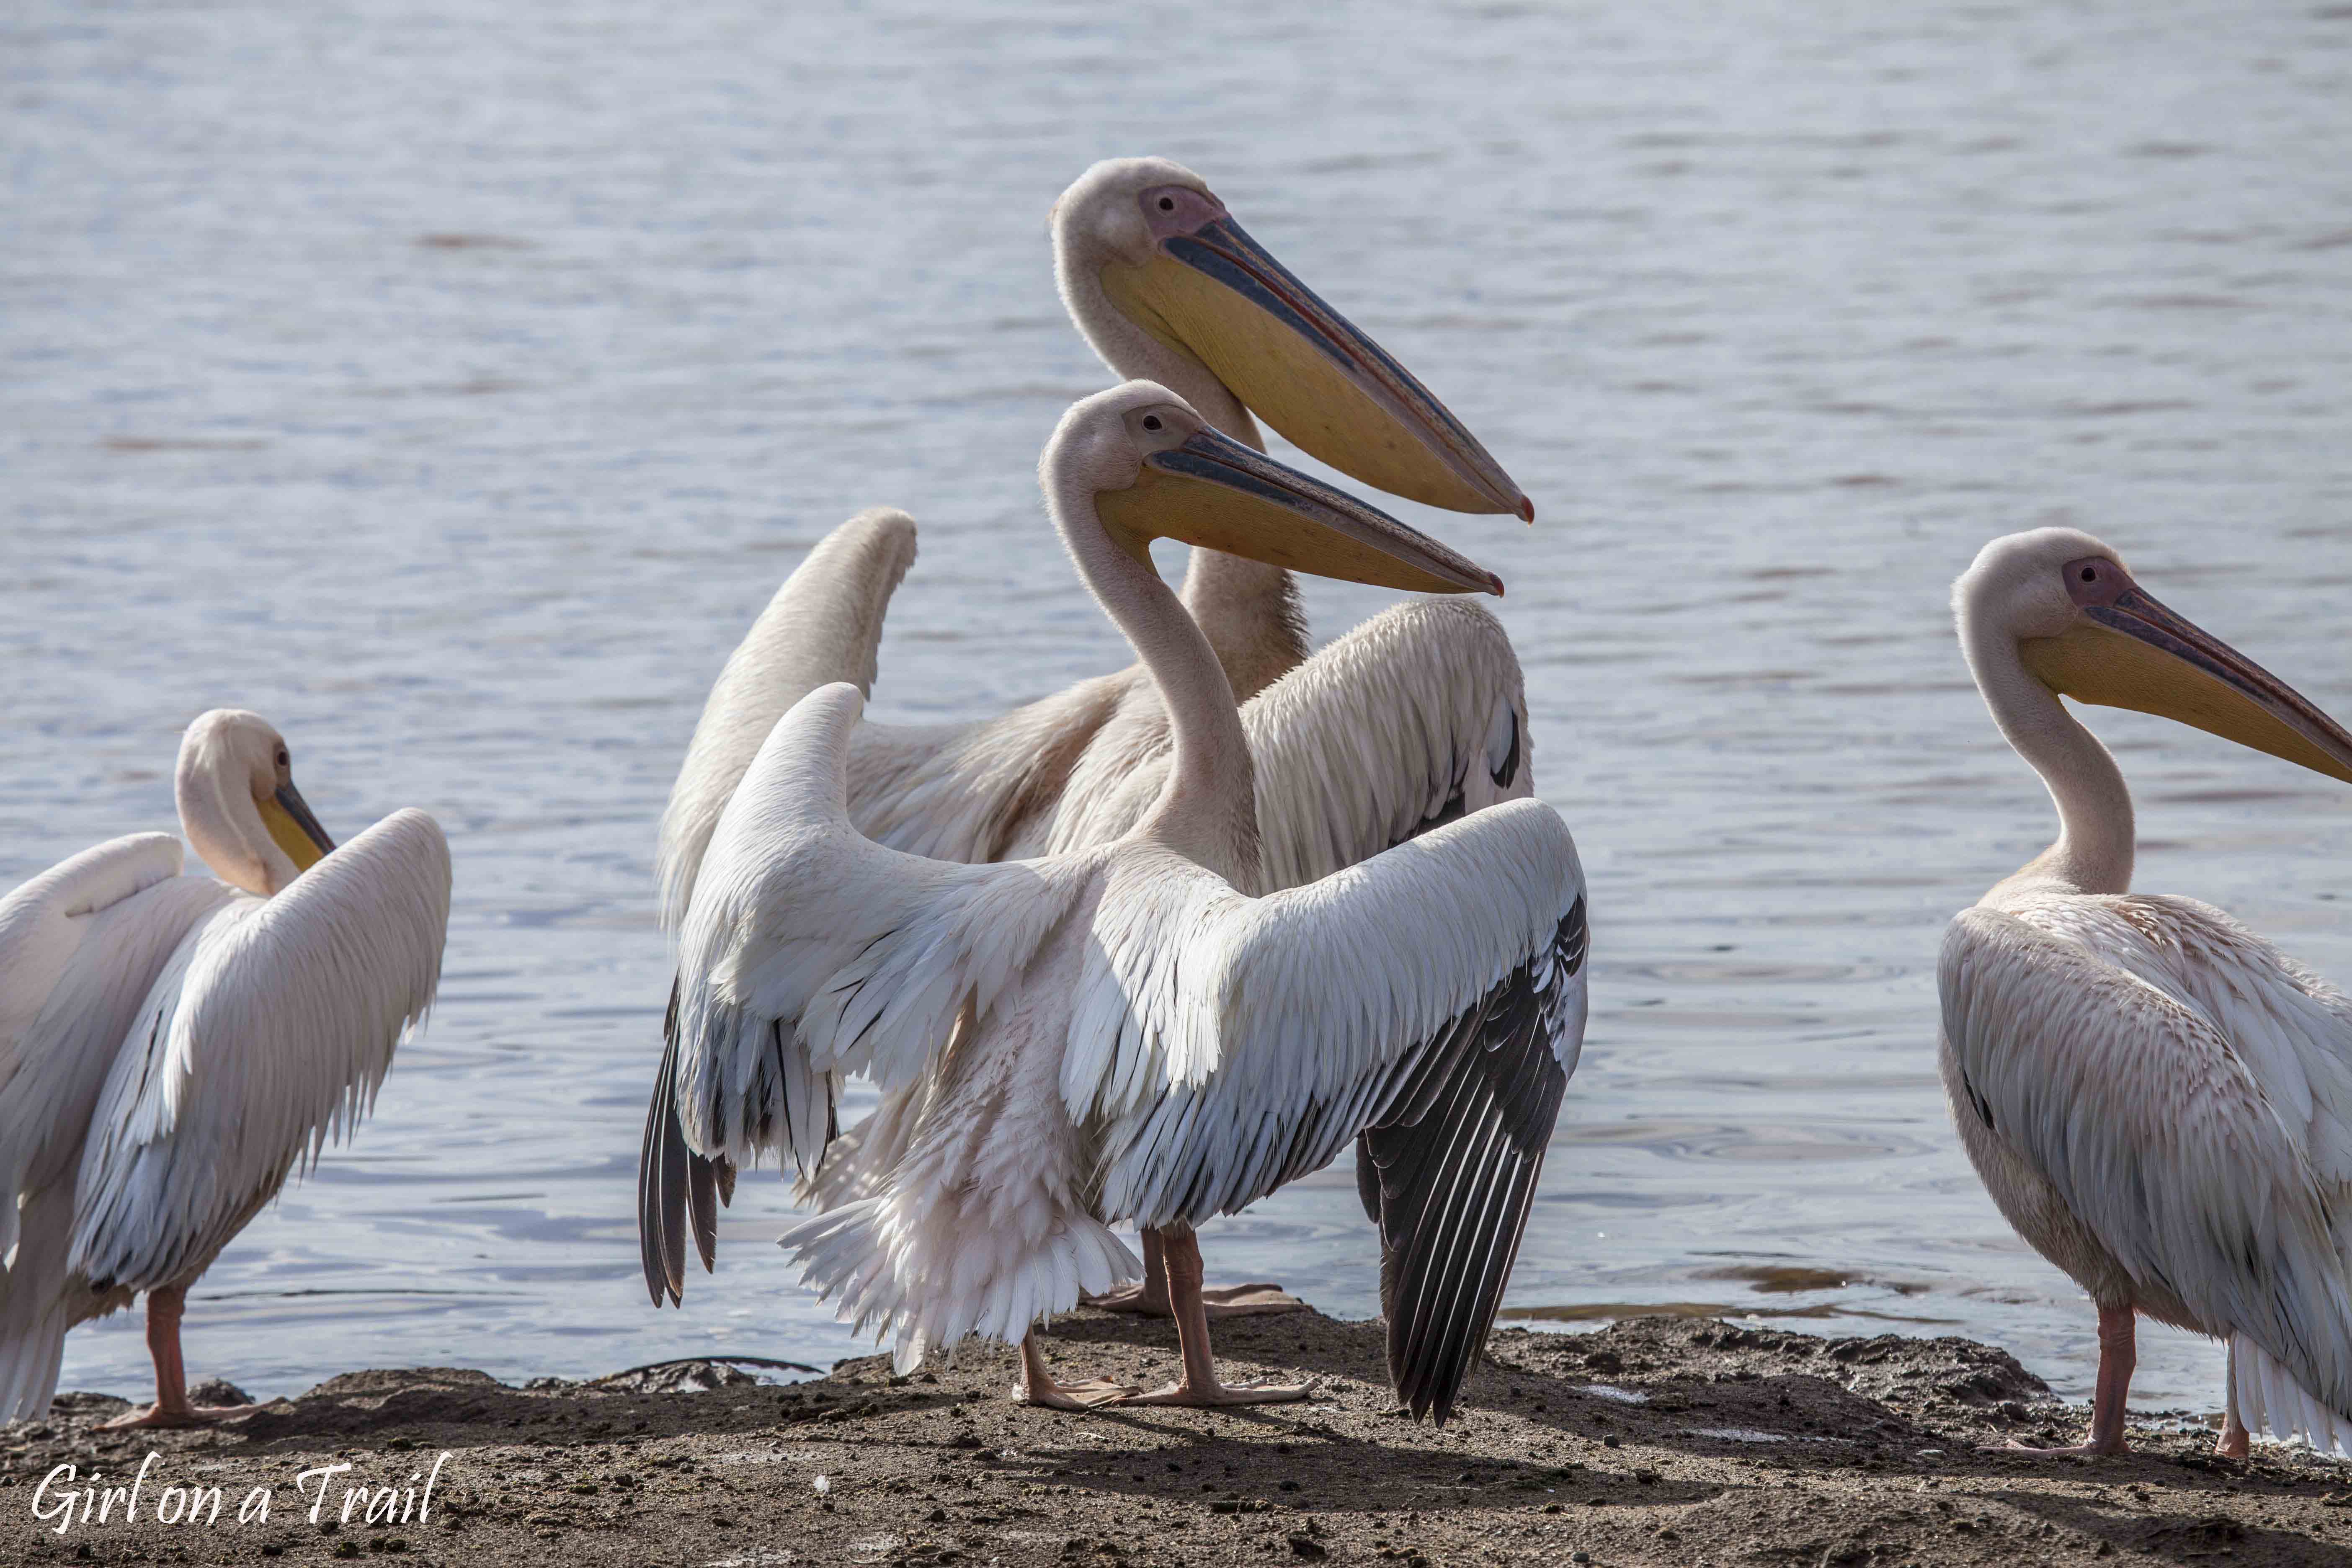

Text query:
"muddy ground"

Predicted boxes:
[[5, 1309, 2350, 1566]]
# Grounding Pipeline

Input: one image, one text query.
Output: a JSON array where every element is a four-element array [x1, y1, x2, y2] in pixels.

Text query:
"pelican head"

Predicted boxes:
[[175, 708, 338, 897], [1052, 157, 1530, 520], [1050, 382, 1504, 598], [1958, 528, 2352, 784]]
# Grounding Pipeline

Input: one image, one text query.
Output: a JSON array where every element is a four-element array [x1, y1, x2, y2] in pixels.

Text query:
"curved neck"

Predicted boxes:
[[1962, 615, 2135, 902], [1060, 266, 1305, 701], [1047, 477, 1261, 881], [175, 766, 288, 897]]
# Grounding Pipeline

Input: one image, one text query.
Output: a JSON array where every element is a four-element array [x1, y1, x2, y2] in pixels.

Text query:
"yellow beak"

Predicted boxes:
[[2022, 585, 2352, 784], [1099, 217, 1529, 518], [259, 782, 338, 872], [1097, 426, 1504, 598]]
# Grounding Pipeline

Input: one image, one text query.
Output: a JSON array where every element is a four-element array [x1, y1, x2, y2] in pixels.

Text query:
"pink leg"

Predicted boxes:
[[1082, 1227, 1307, 1318], [1077, 1222, 1308, 1316], [1085, 1229, 1174, 1314], [100, 1286, 257, 1431], [1991, 1302, 2134, 1457], [2216, 1339, 2251, 1459], [1115, 1227, 1313, 1408], [2086, 1304, 2135, 1453], [1008, 1331, 1132, 1411]]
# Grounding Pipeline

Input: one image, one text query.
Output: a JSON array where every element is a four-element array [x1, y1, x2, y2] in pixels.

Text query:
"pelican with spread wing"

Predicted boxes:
[[644, 157, 1540, 1319], [1942, 529, 2352, 1456], [0, 710, 449, 1426], [653, 384, 1584, 1420]]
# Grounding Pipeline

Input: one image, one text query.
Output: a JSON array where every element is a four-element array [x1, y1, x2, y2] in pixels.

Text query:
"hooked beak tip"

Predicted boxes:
[[1486, 572, 1505, 598], [1516, 496, 1534, 525]]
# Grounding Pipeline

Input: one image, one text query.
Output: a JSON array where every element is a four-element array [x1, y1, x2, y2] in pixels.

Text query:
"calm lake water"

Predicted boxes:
[[6, 0, 2350, 1416]]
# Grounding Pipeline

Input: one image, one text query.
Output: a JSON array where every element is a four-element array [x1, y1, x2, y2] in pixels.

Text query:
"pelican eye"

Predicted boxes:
[[1158, 196, 1175, 211], [1142, 415, 1163, 431], [2080, 566, 2097, 583], [276, 748, 290, 767]]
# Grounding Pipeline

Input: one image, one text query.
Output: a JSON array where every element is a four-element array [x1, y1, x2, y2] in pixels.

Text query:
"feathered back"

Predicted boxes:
[[1246, 599, 1529, 890], [1042, 598, 1530, 890], [1942, 897, 2352, 1429]]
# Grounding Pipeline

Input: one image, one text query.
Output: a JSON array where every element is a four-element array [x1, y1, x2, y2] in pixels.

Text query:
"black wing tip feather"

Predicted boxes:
[[639, 974, 734, 1310], [636, 1073, 686, 1308], [1364, 899, 1584, 1426], [1356, 1130, 1383, 1227], [688, 1146, 721, 1273]]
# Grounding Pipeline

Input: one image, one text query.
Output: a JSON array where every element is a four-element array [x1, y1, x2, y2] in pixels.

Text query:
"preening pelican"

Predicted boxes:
[[652, 384, 1585, 1421], [644, 157, 1540, 1318], [0, 710, 449, 1426], [1942, 529, 2352, 1457]]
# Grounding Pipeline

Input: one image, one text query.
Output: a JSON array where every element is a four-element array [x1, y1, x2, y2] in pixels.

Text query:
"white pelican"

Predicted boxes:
[[644, 157, 1539, 1318], [654, 383, 1586, 1419], [0, 710, 449, 1427], [1942, 529, 2352, 1457]]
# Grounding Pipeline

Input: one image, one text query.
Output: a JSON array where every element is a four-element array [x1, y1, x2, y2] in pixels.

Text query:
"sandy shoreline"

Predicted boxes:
[[4, 1309, 2348, 1566]]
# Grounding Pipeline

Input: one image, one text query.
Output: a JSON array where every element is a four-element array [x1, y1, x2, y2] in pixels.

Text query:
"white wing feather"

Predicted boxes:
[[2014, 894, 2352, 1192], [655, 504, 1127, 906], [0, 836, 230, 1269], [671, 683, 1092, 1174], [767, 783, 1584, 1409], [1941, 902, 2352, 1429], [657, 507, 919, 931], [669, 535, 1525, 923], [0, 834, 186, 1074], [800, 598, 1535, 1209], [1069, 797, 1585, 1225], [68, 810, 451, 1292], [0, 836, 231, 1418]]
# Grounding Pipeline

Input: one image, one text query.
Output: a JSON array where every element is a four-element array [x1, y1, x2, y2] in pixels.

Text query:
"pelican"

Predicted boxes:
[[653, 383, 1585, 1419], [1942, 528, 2352, 1457], [0, 710, 449, 1427], [644, 157, 1539, 1318]]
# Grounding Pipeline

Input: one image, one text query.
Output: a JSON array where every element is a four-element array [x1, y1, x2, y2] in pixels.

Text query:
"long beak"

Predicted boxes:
[[1099, 219, 1530, 519], [2022, 585, 2352, 784], [261, 781, 338, 872], [1098, 426, 1504, 597]]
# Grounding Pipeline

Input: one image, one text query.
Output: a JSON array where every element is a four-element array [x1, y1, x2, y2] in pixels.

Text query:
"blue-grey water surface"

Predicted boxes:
[[5, 0, 2351, 1416]]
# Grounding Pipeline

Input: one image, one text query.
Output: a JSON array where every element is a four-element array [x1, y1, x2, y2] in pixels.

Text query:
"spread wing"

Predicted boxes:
[[1940, 903, 2352, 1429], [1357, 890, 1586, 1423], [68, 811, 451, 1292], [656, 505, 1130, 912], [805, 597, 1536, 1208], [1069, 797, 1587, 1423], [657, 507, 921, 929], [641, 682, 1093, 1304]]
